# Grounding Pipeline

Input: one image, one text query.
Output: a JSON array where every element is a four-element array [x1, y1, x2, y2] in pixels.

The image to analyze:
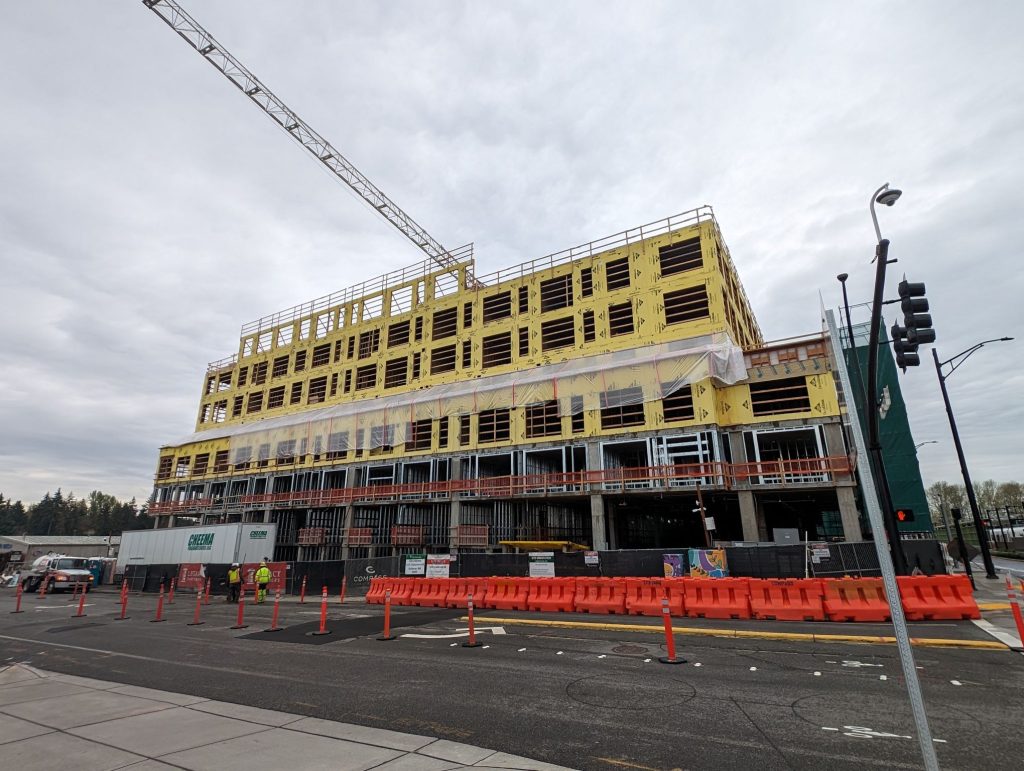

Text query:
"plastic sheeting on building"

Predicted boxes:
[[168, 333, 746, 456]]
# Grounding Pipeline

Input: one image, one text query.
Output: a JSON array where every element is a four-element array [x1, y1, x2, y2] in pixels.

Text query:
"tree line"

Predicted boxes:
[[0, 490, 152, 536], [926, 479, 1023, 519]]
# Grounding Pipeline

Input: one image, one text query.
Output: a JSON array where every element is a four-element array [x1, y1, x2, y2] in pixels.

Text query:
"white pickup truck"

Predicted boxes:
[[21, 554, 94, 593]]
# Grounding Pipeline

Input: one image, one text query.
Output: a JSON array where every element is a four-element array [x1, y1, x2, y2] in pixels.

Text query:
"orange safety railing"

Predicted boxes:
[[391, 526, 424, 545], [149, 456, 854, 515]]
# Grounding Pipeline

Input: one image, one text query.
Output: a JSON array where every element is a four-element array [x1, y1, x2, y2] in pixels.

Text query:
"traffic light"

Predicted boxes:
[[889, 280, 936, 371], [890, 322, 919, 370], [895, 508, 915, 523], [899, 280, 936, 346]]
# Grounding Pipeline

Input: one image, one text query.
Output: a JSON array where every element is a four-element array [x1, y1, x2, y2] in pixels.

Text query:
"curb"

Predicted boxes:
[[465, 616, 1010, 651]]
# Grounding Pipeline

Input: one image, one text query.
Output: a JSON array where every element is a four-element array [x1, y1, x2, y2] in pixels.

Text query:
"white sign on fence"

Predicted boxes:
[[529, 552, 556, 577], [425, 555, 452, 578]]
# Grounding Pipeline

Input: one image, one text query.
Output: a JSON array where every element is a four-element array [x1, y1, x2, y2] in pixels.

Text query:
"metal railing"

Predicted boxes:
[[150, 456, 854, 515]]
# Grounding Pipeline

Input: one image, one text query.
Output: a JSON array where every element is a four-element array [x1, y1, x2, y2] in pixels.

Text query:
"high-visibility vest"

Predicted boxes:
[[227, 569, 240, 584], [255, 567, 271, 584]]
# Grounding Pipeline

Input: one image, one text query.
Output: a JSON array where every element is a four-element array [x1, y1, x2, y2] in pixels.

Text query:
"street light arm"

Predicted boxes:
[[940, 337, 1015, 378], [869, 183, 890, 248]]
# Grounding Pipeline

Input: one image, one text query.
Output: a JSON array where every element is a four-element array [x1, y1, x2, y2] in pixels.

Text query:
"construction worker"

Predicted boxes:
[[227, 563, 241, 603], [254, 560, 271, 604]]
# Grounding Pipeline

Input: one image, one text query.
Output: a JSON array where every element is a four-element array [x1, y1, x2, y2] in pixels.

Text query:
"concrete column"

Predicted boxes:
[[836, 486, 862, 541], [584, 441, 610, 550], [590, 494, 609, 551], [606, 504, 618, 550], [340, 504, 355, 559], [448, 456, 463, 552], [727, 431, 747, 463], [821, 422, 848, 457], [738, 491, 759, 542]]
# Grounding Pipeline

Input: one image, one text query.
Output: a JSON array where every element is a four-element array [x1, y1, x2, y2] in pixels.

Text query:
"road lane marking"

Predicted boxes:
[[971, 618, 1022, 649], [466, 616, 1010, 650], [402, 626, 506, 639]]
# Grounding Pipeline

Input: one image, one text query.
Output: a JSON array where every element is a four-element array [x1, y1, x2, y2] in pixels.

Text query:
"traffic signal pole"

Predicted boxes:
[[865, 239, 908, 576], [933, 347, 998, 579]]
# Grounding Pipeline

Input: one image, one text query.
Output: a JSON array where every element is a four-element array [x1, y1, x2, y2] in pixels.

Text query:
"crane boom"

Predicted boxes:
[[142, 0, 477, 284]]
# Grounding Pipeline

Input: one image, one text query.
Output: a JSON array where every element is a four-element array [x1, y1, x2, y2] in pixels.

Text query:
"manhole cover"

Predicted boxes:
[[612, 644, 649, 655], [566, 673, 695, 710]]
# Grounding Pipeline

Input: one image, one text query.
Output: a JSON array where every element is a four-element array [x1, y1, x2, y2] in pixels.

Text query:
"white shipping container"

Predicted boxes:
[[116, 523, 276, 571]]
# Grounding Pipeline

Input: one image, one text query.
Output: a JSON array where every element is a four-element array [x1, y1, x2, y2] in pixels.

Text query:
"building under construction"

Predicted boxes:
[[142, 1, 863, 560], [149, 207, 864, 560]]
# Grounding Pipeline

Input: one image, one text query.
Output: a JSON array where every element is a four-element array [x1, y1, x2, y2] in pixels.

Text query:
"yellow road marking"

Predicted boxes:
[[978, 602, 1010, 611], [596, 758, 663, 770], [463, 616, 1009, 650]]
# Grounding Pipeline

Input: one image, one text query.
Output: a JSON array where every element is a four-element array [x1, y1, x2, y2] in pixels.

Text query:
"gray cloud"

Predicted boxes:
[[1, 0, 1021, 504]]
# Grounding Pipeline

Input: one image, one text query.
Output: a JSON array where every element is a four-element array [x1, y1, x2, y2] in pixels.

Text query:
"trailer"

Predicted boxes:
[[116, 523, 276, 572]]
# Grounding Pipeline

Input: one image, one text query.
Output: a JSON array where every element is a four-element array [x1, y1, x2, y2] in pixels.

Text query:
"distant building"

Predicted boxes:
[[0, 535, 121, 569], [149, 208, 866, 556]]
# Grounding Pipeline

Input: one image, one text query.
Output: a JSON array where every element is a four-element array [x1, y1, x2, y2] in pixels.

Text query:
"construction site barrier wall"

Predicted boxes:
[[363, 575, 978, 622], [749, 578, 826, 622], [822, 577, 891, 622], [116, 541, 947, 600], [897, 575, 980, 621]]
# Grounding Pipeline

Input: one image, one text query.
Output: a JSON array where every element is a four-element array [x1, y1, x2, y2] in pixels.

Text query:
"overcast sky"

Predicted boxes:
[[1, 1, 1021, 506]]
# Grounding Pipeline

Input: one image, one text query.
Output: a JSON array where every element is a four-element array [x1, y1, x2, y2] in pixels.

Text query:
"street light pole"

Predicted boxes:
[[932, 337, 1014, 580], [865, 183, 908, 576]]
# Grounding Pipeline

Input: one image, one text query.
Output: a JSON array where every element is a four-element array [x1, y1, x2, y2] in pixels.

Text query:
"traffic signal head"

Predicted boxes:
[[896, 508, 915, 523], [895, 279, 936, 364], [891, 323, 920, 370]]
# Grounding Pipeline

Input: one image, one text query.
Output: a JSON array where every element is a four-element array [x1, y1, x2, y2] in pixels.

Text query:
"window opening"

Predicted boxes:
[[483, 291, 513, 322], [659, 236, 703, 276], [541, 316, 576, 351], [605, 257, 631, 291], [482, 332, 512, 368], [664, 284, 710, 325], [540, 274, 573, 312]]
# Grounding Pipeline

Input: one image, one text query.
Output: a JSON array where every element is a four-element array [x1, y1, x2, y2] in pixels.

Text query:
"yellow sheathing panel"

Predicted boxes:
[[162, 211, 778, 485]]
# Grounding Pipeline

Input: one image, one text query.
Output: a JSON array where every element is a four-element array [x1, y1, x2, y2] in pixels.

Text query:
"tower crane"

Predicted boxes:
[[142, 0, 479, 287]]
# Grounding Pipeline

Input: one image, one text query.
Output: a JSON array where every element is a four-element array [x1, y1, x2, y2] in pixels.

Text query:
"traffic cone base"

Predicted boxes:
[[658, 656, 686, 665]]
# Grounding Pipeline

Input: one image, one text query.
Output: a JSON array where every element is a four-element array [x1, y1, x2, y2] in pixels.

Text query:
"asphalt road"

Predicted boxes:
[[2, 589, 1022, 771]]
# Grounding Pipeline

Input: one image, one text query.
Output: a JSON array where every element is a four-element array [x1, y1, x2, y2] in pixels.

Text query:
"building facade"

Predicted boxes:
[[149, 207, 862, 559]]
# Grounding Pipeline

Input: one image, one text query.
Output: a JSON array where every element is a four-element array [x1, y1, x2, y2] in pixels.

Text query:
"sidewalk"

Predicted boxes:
[[0, 664, 574, 771], [965, 562, 1024, 650]]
